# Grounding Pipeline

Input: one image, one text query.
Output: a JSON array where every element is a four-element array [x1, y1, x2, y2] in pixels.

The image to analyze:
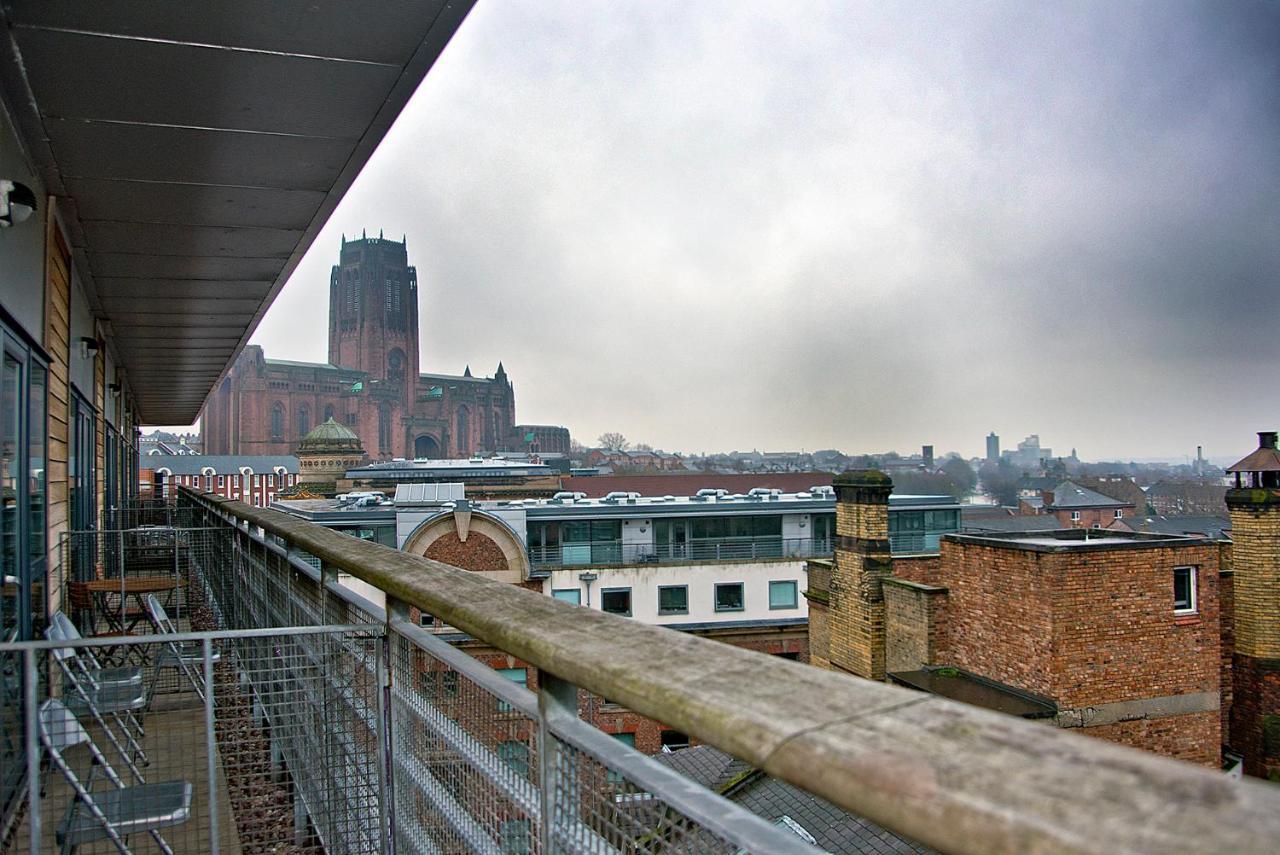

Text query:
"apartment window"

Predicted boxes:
[[497, 667, 526, 712], [217, 475, 225, 488], [601, 588, 632, 617], [714, 582, 745, 612], [551, 588, 580, 605], [1114, 509, 1124, 519], [769, 580, 799, 610], [499, 740, 530, 778], [419, 611, 435, 628], [1174, 566, 1197, 615], [657, 585, 688, 616], [1070, 511, 1081, 521]]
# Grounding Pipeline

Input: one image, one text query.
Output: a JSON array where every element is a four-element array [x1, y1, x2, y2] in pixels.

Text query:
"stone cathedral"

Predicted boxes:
[[201, 233, 568, 459]]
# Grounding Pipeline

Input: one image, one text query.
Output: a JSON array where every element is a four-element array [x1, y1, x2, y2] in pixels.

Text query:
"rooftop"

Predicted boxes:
[[1045, 480, 1132, 509], [890, 667, 1057, 720], [483, 490, 956, 520], [143, 454, 299, 475], [946, 528, 1213, 554]]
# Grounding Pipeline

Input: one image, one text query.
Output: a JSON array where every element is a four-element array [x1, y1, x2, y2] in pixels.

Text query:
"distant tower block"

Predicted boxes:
[[1225, 430, 1280, 779], [986, 432, 1000, 463], [922, 445, 934, 469]]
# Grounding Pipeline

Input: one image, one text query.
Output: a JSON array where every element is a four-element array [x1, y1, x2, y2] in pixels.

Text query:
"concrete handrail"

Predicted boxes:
[[182, 488, 1280, 854]]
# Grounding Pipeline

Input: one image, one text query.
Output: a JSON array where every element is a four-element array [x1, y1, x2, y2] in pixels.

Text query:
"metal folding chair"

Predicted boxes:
[[40, 699, 192, 854], [144, 594, 218, 705], [46, 623, 149, 780], [52, 612, 144, 689]]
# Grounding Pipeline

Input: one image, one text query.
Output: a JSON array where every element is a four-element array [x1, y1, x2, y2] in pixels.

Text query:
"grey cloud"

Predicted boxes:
[[249, 1, 1280, 460]]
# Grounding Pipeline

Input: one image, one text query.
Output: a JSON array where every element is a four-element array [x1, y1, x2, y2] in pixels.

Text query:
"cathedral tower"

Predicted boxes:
[[328, 232, 419, 392]]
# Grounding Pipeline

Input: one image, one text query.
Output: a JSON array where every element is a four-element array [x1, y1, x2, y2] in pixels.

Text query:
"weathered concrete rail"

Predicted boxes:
[[186, 489, 1280, 854]]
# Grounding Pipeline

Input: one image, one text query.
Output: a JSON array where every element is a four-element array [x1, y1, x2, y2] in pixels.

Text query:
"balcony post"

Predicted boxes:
[[382, 594, 413, 853], [537, 671, 580, 854]]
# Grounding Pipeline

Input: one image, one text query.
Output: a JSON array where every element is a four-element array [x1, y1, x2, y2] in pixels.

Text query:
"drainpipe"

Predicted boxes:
[[578, 571, 598, 608]]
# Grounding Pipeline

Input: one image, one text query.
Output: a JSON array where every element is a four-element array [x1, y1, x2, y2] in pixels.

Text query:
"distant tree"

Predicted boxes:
[[980, 459, 1023, 507], [597, 432, 629, 452], [847, 455, 880, 470], [569, 439, 588, 455], [633, 442, 654, 452], [941, 457, 977, 496]]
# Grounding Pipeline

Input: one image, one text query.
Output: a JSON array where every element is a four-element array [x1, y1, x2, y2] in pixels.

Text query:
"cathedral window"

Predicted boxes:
[[297, 405, 310, 437], [270, 403, 285, 440], [378, 403, 393, 453]]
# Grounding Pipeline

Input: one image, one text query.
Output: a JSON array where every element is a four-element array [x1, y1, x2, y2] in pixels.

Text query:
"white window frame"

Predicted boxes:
[[1173, 566, 1197, 615], [1114, 509, 1124, 519], [1070, 511, 1080, 521]]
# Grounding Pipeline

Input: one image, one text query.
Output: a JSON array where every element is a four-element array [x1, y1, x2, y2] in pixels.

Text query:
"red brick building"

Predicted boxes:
[[202, 235, 566, 460], [1019, 479, 1135, 528], [808, 470, 1226, 768], [141, 454, 299, 507]]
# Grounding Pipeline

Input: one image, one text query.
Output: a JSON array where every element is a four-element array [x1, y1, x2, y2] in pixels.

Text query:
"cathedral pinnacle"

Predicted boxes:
[[463, 365, 472, 377]]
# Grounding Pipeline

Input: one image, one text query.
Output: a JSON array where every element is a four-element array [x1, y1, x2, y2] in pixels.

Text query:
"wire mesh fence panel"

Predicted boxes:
[[2, 626, 386, 855], [215, 628, 386, 853], [389, 628, 541, 855]]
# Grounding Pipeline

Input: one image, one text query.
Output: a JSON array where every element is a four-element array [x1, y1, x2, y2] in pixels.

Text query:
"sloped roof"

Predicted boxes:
[[143, 454, 298, 475], [1116, 515, 1231, 540], [657, 746, 931, 853], [963, 514, 1063, 533], [1226, 446, 1280, 473], [1047, 480, 1131, 510]]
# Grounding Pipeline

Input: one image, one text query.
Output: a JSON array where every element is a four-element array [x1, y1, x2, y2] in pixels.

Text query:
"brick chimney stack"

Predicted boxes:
[[827, 470, 894, 680], [1225, 429, 1280, 779]]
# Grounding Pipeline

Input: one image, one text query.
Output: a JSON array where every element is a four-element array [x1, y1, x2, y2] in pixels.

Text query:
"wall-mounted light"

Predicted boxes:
[[108, 383, 121, 398], [79, 336, 99, 359], [0, 180, 37, 228]]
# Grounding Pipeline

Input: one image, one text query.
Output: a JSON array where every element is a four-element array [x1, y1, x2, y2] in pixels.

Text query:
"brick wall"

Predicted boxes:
[[423, 531, 510, 573], [1085, 710, 1220, 766], [1049, 507, 1129, 529], [892, 554, 942, 585], [1226, 491, 1280, 778], [1049, 544, 1219, 711], [884, 579, 947, 673], [933, 538, 1221, 765], [935, 539, 1055, 697]]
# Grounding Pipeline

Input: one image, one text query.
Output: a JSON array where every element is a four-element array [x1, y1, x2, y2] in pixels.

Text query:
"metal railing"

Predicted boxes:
[[529, 536, 833, 567], [2, 496, 820, 853], [166, 487, 1280, 854], [887, 532, 946, 554]]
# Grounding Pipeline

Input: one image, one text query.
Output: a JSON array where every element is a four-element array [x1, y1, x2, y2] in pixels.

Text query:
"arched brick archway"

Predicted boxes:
[[424, 531, 508, 572], [403, 509, 530, 584], [414, 434, 440, 459]]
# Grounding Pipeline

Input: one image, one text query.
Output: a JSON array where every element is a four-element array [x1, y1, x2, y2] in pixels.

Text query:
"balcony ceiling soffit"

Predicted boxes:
[[0, 0, 472, 422]]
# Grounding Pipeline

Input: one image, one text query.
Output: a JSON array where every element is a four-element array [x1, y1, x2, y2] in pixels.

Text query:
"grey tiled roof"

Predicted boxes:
[[1116, 515, 1231, 540], [656, 746, 932, 854], [142, 454, 299, 475], [963, 514, 1063, 533], [1046, 480, 1130, 509]]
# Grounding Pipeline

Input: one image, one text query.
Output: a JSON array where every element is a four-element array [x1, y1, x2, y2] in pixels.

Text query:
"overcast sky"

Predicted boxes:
[[236, 1, 1278, 461]]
